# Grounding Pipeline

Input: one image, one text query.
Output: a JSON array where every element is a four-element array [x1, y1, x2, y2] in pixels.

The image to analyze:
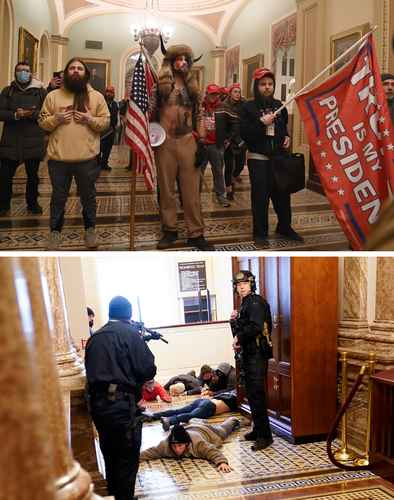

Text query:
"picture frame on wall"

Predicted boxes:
[[330, 23, 370, 73], [225, 45, 240, 86], [191, 65, 205, 93], [242, 54, 264, 100], [82, 58, 111, 94], [18, 27, 39, 74]]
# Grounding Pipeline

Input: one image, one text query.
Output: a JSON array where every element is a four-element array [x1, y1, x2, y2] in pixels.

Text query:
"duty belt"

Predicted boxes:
[[89, 382, 135, 401]]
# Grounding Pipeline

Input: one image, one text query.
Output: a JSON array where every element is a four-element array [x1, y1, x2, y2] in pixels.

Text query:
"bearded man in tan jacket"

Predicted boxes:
[[39, 58, 110, 250], [140, 417, 240, 472]]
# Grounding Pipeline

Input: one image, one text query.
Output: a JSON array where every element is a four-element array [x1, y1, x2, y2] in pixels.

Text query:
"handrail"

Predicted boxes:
[[326, 364, 370, 470]]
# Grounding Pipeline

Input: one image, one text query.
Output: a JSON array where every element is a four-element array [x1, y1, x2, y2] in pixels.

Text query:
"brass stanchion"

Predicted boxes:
[[353, 352, 376, 467], [334, 352, 355, 462]]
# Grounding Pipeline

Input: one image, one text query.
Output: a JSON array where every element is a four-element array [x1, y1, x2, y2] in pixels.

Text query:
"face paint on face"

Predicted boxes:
[[174, 55, 189, 73]]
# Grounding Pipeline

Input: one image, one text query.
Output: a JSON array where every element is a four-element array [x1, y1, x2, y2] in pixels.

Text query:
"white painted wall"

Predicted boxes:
[[60, 255, 235, 377], [144, 322, 234, 384], [11, 0, 53, 73], [66, 13, 215, 96], [224, 0, 296, 68], [325, 0, 374, 39]]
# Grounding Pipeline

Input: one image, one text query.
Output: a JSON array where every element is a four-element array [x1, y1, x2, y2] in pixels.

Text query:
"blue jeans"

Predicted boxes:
[[153, 399, 216, 425], [201, 144, 226, 197]]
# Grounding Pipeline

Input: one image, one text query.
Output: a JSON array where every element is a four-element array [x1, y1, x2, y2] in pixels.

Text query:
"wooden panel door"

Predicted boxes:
[[264, 257, 281, 418]]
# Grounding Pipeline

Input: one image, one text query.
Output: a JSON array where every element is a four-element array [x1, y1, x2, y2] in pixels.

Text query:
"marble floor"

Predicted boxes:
[[0, 146, 348, 251], [93, 396, 394, 499]]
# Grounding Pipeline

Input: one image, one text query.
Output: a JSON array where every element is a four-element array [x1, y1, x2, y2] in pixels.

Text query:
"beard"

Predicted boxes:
[[64, 72, 88, 94]]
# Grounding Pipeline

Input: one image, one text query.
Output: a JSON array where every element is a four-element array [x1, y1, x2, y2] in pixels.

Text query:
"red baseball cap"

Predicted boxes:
[[228, 83, 241, 93], [206, 83, 222, 95], [253, 68, 275, 82]]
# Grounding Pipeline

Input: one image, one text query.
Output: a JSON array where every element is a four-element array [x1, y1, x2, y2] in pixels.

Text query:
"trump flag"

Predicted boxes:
[[296, 34, 393, 250]]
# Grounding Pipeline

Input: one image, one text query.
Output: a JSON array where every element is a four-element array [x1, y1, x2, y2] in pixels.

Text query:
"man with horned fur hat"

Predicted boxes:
[[151, 39, 214, 250]]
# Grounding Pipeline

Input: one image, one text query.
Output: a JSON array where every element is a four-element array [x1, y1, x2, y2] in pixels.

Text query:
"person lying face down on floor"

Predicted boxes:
[[147, 389, 238, 431], [140, 417, 240, 473]]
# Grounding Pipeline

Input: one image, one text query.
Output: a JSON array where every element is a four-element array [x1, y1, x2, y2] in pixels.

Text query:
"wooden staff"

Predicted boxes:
[[129, 151, 137, 251]]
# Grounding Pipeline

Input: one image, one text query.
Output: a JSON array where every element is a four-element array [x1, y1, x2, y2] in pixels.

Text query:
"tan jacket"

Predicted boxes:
[[140, 421, 228, 466], [38, 86, 110, 162]]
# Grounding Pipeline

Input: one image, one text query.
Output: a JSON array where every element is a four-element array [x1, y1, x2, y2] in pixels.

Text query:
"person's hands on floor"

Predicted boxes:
[[217, 463, 232, 473]]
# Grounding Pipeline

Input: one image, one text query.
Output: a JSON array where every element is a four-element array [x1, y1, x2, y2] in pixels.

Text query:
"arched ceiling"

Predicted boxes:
[[53, 0, 250, 44]]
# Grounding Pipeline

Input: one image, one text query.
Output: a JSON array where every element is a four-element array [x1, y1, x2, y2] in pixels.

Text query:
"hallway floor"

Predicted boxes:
[[132, 396, 394, 499], [0, 146, 348, 252]]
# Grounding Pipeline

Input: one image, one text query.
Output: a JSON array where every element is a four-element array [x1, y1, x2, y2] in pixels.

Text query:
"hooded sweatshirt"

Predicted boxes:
[[202, 96, 222, 145], [240, 80, 289, 157], [38, 85, 110, 162]]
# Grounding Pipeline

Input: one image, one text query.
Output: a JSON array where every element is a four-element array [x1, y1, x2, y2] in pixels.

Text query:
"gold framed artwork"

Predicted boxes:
[[18, 28, 39, 74], [191, 65, 205, 93], [82, 58, 111, 94], [242, 54, 264, 100], [225, 45, 240, 86], [330, 23, 370, 73]]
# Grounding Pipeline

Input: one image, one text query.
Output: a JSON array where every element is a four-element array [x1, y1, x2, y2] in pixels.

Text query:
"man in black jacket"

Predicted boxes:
[[0, 62, 47, 216], [230, 270, 273, 451], [98, 86, 119, 171], [85, 296, 156, 500], [382, 73, 394, 125], [240, 68, 302, 246]]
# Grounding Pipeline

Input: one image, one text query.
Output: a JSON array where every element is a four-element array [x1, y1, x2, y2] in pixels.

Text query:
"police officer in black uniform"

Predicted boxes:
[[230, 270, 273, 451], [85, 296, 157, 500]]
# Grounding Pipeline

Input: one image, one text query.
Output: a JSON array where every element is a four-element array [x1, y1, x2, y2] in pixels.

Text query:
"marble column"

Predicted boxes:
[[0, 257, 100, 499], [210, 47, 226, 86], [39, 257, 85, 386], [370, 258, 394, 361], [338, 257, 394, 451], [0, 257, 56, 500], [338, 257, 370, 353], [50, 35, 69, 72]]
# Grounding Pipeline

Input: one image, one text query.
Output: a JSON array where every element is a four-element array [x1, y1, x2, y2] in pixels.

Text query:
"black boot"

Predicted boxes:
[[157, 231, 178, 250], [243, 430, 257, 441], [187, 236, 215, 251], [251, 437, 273, 451]]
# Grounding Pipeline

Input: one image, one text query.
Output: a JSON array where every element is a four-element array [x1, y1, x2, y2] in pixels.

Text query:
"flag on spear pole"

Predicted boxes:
[[125, 52, 156, 190], [296, 34, 393, 250]]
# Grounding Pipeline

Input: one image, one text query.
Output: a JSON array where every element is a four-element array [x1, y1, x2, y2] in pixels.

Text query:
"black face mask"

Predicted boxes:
[[89, 320, 94, 328]]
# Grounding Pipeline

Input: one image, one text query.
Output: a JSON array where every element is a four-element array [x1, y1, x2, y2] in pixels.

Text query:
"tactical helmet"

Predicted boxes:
[[232, 270, 256, 293]]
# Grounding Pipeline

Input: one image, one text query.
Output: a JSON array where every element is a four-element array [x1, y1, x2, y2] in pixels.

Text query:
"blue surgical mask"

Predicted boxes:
[[16, 70, 31, 84]]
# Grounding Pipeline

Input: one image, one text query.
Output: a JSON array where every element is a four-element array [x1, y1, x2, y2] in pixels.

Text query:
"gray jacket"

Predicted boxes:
[[140, 421, 228, 465]]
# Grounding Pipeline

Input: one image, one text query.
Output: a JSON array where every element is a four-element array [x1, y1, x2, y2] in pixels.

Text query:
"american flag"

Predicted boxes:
[[125, 54, 156, 190]]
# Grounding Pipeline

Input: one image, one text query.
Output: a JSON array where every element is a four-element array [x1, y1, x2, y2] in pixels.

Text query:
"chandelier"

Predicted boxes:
[[130, 0, 174, 56]]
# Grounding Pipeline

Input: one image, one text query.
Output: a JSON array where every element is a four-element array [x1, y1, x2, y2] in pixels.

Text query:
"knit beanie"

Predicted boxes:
[[108, 296, 132, 320], [169, 424, 192, 444]]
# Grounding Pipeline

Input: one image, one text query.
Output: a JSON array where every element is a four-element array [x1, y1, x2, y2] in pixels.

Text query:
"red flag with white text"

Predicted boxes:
[[296, 34, 394, 250]]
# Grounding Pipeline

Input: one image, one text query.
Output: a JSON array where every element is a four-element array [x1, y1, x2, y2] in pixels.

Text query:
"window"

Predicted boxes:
[[183, 294, 217, 323]]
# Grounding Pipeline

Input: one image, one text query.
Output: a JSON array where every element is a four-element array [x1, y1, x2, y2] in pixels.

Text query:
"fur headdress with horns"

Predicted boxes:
[[158, 36, 203, 102]]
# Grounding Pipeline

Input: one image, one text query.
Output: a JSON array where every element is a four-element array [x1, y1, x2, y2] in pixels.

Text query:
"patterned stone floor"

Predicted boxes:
[[0, 146, 349, 251], [109, 397, 392, 500]]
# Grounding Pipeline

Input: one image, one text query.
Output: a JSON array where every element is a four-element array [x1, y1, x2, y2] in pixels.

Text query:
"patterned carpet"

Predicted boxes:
[[0, 146, 349, 251], [128, 397, 379, 499]]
